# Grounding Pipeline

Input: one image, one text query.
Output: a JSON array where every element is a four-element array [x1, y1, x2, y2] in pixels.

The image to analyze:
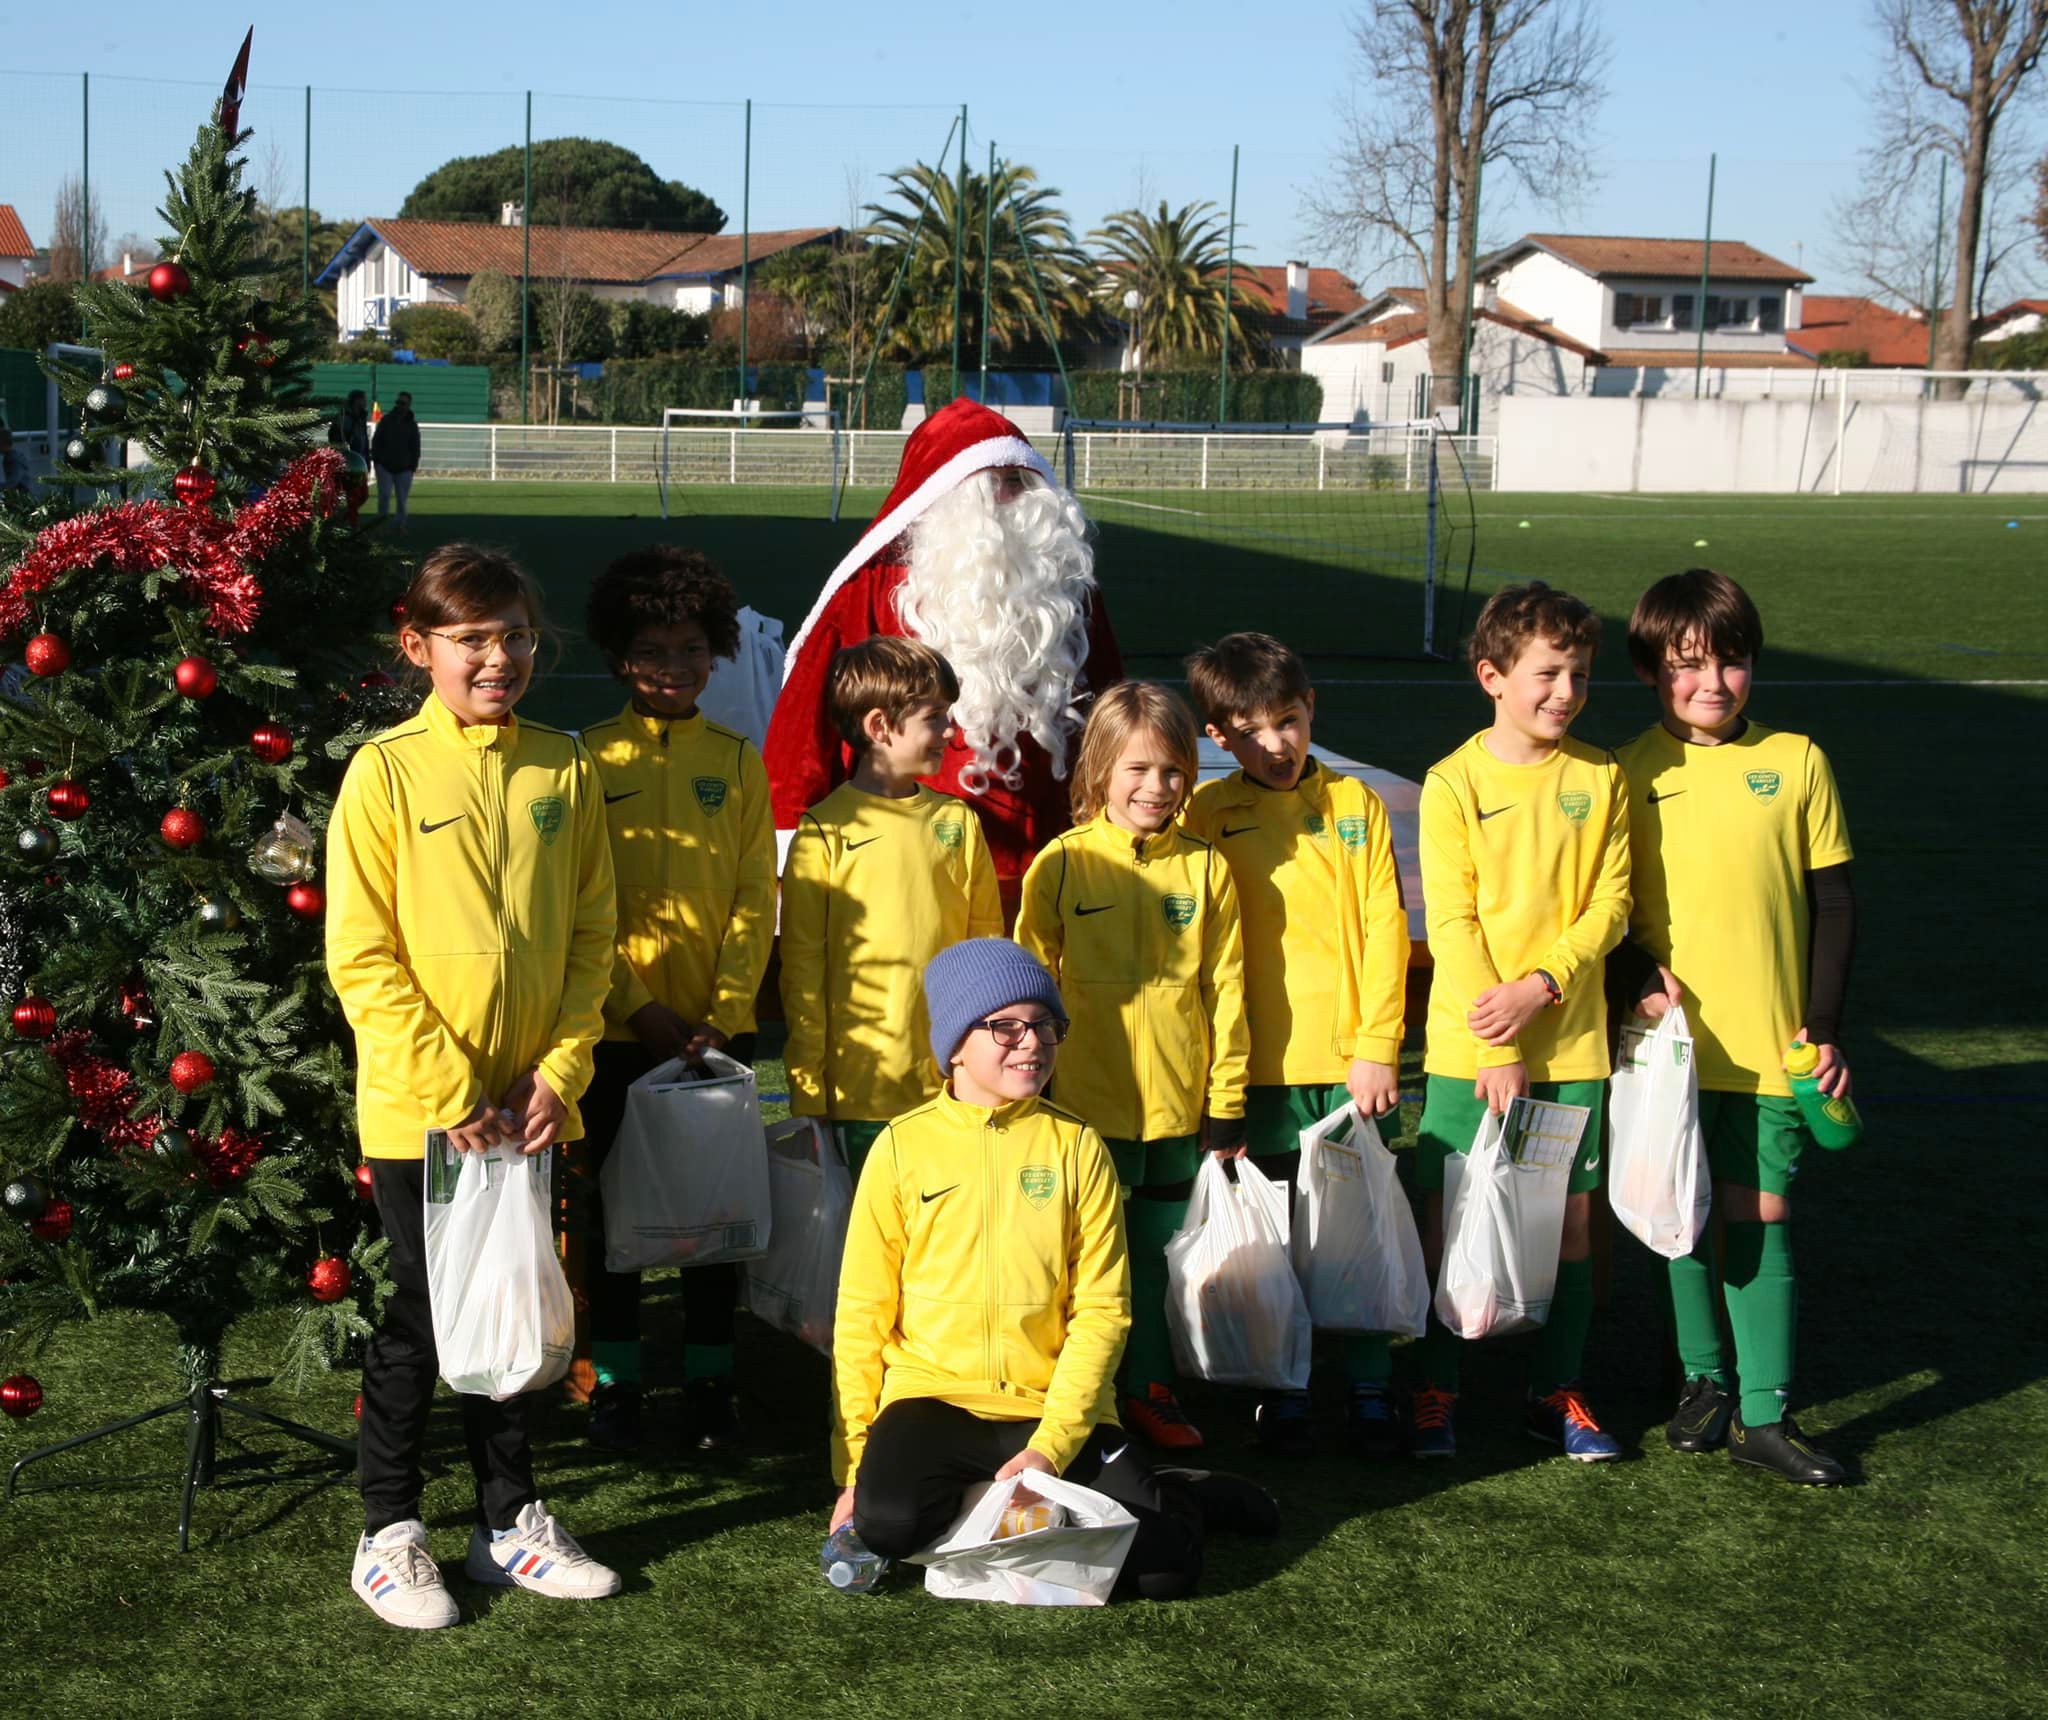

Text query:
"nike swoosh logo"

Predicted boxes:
[[1075, 903, 1113, 916], [1101, 1444, 1129, 1466], [1220, 824, 1257, 838], [418, 815, 465, 834], [844, 836, 880, 850], [603, 790, 642, 805], [1477, 806, 1513, 821], [1582, 1154, 1600, 1171], [1646, 789, 1686, 804], [920, 1185, 958, 1204]]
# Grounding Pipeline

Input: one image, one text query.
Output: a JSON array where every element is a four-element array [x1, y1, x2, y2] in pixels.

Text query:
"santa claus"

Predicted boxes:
[[764, 398, 1122, 889]]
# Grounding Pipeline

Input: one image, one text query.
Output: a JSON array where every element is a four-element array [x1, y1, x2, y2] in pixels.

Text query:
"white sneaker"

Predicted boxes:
[[464, 1500, 621, 1600], [352, 1519, 459, 1630]]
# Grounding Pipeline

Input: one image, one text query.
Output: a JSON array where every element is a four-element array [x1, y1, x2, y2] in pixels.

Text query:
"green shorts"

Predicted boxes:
[[1699, 1092, 1806, 1196], [1243, 1083, 1352, 1161], [1414, 1074, 1606, 1196], [1104, 1135, 1201, 1195], [834, 1119, 889, 1182]]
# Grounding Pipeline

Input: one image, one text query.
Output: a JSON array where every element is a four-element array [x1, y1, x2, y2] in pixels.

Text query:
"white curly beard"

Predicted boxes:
[[895, 469, 1096, 793]]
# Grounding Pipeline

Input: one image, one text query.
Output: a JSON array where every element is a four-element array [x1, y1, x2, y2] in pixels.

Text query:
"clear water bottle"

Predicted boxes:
[[820, 1525, 889, 1594]]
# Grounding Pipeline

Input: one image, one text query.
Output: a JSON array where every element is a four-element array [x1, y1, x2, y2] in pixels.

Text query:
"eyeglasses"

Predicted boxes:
[[623, 642, 714, 672], [423, 627, 540, 663], [971, 1015, 1070, 1049]]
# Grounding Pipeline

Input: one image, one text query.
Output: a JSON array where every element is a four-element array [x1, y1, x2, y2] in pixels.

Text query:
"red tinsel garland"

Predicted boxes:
[[45, 1031, 263, 1182], [0, 446, 345, 639]]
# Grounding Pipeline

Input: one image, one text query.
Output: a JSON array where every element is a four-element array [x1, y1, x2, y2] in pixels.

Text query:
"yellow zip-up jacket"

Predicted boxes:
[[779, 782, 1003, 1121], [1420, 732, 1631, 1081], [326, 693, 616, 1158], [1185, 761, 1410, 1084], [832, 1090, 1129, 1486], [583, 705, 775, 1041], [1015, 813, 1249, 1141]]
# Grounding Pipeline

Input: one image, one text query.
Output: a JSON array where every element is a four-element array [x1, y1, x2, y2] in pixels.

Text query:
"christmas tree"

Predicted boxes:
[[0, 105, 410, 1439]]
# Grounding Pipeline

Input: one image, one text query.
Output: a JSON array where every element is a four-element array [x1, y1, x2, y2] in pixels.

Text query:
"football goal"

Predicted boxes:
[[657, 406, 845, 522], [1057, 419, 1479, 660]]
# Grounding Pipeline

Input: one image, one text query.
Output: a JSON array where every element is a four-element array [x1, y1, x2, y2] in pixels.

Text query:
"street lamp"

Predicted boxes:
[[1121, 287, 1143, 421]]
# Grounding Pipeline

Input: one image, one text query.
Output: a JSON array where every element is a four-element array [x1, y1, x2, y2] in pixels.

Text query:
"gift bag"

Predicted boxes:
[[1291, 1101, 1430, 1338], [741, 1117, 853, 1355], [1433, 1105, 1574, 1340], [424, 1135, 575, 1400], [600, 1050, 771, 1272], [1164, 1154, 1312, 1390], [1609, 1007, 1711, 1260], [911, 1472, 1138, 1607]]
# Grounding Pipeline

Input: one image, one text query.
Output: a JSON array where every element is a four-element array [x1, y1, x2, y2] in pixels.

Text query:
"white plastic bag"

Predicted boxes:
[[1291, 1101, 1430, 1338], [910, 1472, 1138, 1607], [600, 1050, 771, 1272], [741, 1117, 853, 1355], [1609, 1006, 1711, 1260], [1164, 1154, 1313, 1390], [424, 1135, 574, 1400], [697, 605, 784, 751], [1434, 1107, 1572, 1340]]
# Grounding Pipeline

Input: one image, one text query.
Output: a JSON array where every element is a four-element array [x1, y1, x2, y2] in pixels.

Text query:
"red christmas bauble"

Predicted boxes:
[[120, 977, 156, 1030], [250, 723, 294, 763], [353, 1392, 363, 1420], [112, 361, 136, 381], [24, 633, 70, 676], [159, 807, 206, 850], [172, 464, 218, 508], [169, 1050, 216, 1094], [285, 882, 325, 919], [0, 768, 10, 789], [389, 597, 408, 625], [30, 1199, 73, 1242], [173, 655, 218, 698], [308, 1256, 352, 1303], [354, 1161, 376, 1199], [11, 996, 56, 1039], [0, 1375, 42, 1418], [45, 779, 90, 820], [147, 260, 192, 300]]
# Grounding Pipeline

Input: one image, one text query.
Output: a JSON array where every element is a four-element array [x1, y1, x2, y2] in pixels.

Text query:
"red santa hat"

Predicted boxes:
[[781, 397, 1053, 671]]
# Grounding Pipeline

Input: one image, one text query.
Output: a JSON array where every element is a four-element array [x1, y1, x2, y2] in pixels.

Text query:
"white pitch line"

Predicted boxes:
[[1579, 493, 1668, 504], [1299, 676, 2048, 688], [1076, 492, 1209, 518]]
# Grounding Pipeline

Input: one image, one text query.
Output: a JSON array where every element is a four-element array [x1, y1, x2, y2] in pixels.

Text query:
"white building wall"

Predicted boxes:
[[1489, 252, 1604, 347], [0, 258, 27, 290], [1981, 310, 2044, 342]]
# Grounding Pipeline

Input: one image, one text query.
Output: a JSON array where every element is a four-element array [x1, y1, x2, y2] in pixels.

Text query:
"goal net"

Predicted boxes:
[[658, 406, 845, 522], [1058, 419, 1478, 660]]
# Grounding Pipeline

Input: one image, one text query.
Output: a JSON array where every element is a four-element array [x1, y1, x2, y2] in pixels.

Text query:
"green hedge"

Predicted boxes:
[[1063, 368, 1323, 424]]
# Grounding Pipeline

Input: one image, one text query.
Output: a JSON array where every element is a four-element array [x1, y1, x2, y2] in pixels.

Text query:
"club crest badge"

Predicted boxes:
[[1556, 791, 1592, 825], [693, 776, 728, 815], [1336, 815, 1369, 851], [1162, 893, 1197, 932], [1303, 812, 1327, 837], [1745, 770, 1782, 803], [933, 814, 964, 850], [1018, 1166, 1056, 1209], [527, 797, 564, 845]]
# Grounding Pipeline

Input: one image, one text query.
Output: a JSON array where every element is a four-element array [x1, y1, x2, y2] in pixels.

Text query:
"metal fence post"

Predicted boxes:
[[490, 424, 499, 482], [610, 426, 618, 484]]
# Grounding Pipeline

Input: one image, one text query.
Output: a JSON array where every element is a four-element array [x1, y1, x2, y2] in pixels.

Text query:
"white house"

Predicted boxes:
[[1303, 233, 1816, 429], [1978, 299, 2048, 344], [314, 212, 838, 339], [0, 206, 34, 294]]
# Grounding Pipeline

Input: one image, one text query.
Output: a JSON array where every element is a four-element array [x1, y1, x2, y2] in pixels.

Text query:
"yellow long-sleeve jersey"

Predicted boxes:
[[583, 705, 775, 1042], [325, 692, 617, 1158], [1420, 732, 1631, 1081], [832, 1090, 1128, 1485], [779, 782, 1002, 1121], [1015, 812, 1249, 1141], [1185, 761, 1410, 1084]]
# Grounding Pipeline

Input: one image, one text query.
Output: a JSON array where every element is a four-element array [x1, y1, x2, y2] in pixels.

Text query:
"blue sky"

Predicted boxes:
[[1, 1, 2031, 297]]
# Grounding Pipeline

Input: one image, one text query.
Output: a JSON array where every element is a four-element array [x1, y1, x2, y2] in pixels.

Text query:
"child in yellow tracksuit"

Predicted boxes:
[[824, 939, 1274, 1600], [327, 544, 621, 1629], [577, 547, 776, 1455], [1183, 631, 1411, 1459], [779, 637, 1002, 1182], [1015, 683, 1249, 1454]]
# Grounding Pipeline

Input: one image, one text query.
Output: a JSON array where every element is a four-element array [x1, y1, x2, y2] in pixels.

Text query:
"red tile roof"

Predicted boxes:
[[0, 205, 34, 258], [1497, 233, 1811, 285], [1233, 264, 1366, 328], [1315, 289, 1601, 361], [1979, 297, 2048, 331], [360, 219, 836, 285], [1788, 295, 1930, 368], [95, 254, 160, 283]]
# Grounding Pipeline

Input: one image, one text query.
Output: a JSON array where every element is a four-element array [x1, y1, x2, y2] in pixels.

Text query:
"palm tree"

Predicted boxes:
[[861, 161, 1093, 367], [1092, 199, 1266, 367]]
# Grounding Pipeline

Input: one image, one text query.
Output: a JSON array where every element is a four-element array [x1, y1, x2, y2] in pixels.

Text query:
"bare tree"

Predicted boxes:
[[1858, 2, 2048, 378], [47, 174, 108, 281], [1307, 0, 1608, 417]]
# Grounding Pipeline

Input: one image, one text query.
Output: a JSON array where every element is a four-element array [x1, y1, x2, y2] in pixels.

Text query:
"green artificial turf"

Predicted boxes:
[[4, 482, 2044, 1717]]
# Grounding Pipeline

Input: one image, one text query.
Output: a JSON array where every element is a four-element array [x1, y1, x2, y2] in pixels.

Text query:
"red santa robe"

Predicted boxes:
[[763, 399, 1122, 884]]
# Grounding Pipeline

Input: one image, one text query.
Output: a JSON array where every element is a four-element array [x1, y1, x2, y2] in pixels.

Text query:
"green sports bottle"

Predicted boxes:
[[1784, 1042, 1863, 1150]]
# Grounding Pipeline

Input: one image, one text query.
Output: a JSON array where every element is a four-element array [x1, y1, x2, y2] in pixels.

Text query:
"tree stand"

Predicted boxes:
[[5, 1342, 357, 1551]]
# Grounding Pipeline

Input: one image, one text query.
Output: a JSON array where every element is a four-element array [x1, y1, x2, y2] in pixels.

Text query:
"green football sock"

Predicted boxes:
[[1665, 1240, 1731, 1387], [1343, 1334, 1394, 1387], [1419, 1311, 1463, 1393], [1123, 1194, 1187, 1394], [683, 1342, 734, 1382], [1528, 1257, 1595, 1396], [591, 1339, 641, 1390], [1723, 1220, 1796, 1427]]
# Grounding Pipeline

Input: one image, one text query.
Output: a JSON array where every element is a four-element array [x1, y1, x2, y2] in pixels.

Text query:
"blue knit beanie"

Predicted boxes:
[[924, 938, 1067, 1067]]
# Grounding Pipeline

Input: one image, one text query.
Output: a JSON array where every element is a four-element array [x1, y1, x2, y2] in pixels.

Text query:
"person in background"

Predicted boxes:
[[371, 391, 421, 534]]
